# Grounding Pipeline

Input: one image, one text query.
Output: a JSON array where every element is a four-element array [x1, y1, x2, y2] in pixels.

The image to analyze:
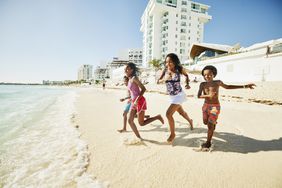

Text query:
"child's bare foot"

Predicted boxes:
[[158, 115, 164, 124], [117, 129, 126, 133], [188, 119, 193, 130], [167, 134, 175, 143], [201, 141, 211, 148]]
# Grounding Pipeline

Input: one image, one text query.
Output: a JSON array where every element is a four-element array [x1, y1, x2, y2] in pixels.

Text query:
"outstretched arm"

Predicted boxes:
[[219, 81, 256, 89], [157, 69, 166, 84], [120, 90, 131, 102], [182, 68, 190, 89]]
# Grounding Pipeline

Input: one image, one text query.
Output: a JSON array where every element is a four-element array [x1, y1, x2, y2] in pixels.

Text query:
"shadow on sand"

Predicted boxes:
[[140, 124, 282, 154]]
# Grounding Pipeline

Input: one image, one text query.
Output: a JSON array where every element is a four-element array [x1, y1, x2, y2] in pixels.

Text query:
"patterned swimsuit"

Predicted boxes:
[[165, 70, 182, 96]]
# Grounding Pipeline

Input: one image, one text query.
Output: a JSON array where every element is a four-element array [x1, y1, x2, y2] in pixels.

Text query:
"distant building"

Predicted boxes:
[[119, 49, 143, 67], [78, 64, 93, 81], [141, 0, 212, 66], [94, 66, 110, 80]]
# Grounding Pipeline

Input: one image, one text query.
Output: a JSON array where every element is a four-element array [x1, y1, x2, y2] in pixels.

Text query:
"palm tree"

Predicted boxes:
[[148, 59, 162, 70], [148, 59, 163, 82]]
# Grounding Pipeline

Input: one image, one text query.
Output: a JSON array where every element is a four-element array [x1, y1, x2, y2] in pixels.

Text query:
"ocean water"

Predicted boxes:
[[0, 85, 102, 188]]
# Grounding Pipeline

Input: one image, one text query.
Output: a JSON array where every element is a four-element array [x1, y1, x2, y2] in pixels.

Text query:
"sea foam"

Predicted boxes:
[[0, 86, 103, 187]]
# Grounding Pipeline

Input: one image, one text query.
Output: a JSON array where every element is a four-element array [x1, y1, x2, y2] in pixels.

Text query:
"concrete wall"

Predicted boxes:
[[192, 48, 282, 82]]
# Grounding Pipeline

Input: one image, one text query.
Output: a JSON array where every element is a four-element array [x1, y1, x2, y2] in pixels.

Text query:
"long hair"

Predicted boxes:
[[126, 62, 139, 77], [165, 53, 183, 73]]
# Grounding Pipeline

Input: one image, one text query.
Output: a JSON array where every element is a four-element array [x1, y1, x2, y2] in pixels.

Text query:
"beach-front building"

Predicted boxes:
[[119, 49, 143, 67], [93, 66, 110, 81], [108, 58, 129, 82], [187, 39, 282, 82], [77, 64, 93, 81], [141, 0, 211, 67]]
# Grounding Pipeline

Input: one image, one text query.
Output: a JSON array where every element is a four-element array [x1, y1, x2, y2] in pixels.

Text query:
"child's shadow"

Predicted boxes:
[[173, 127, 282, 154]]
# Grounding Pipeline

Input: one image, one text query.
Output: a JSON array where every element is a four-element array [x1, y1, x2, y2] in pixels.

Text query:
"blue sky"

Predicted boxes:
[[0, 0, 281, 83]]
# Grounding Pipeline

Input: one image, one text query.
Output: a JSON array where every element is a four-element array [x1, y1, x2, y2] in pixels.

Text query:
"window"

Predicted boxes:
[[191, 3, 200, 10], [181, 15, 187, 19], [201, 8, 206, 14], [180, 29, 186, 33], [165, 0, 177, 7], [182, 1, 187, 5]]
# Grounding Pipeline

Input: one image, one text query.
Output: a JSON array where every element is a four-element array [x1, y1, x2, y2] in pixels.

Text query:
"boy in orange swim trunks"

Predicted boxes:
[[197, 65, 256, 149]]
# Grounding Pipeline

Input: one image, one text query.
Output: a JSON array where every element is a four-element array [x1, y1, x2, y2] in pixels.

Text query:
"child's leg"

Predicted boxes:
[[118, 111, 128, 133], [123, 111, 128, 130], [128, 110, 141, 138], [138, 111, 164, 126], [177, 105, 193, 130], [203, 105, 220, 148], [207, 123, 216, 143], [201, 123, 215, 148], [166, 104, 180, 142]]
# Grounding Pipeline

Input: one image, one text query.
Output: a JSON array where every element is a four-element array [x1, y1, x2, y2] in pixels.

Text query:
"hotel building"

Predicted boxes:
[[118, 49, 143, 67], [141, 0, 212, 67], [77, 64, 93, 81]]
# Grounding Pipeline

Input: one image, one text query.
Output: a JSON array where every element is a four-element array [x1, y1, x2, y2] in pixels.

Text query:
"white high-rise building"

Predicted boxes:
[[118, 49, 143, 67], [141, 0, 212, 67], [77, 64, 93, 81]]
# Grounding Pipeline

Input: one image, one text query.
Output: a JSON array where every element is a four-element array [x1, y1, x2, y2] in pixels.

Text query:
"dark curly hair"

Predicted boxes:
[[201, 65, 217, 77]]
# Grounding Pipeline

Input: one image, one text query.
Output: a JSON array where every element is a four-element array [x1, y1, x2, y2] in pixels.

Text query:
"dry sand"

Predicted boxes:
[[74, 83, 282, 188]]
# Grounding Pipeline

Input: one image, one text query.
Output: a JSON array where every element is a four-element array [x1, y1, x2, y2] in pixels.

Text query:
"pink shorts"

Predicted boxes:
[[202, 103, 221, 125], [131, 96, 147, 113]]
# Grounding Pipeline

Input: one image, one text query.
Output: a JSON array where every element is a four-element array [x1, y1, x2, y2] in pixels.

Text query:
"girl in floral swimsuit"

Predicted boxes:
[[158, 53, 193, 143]]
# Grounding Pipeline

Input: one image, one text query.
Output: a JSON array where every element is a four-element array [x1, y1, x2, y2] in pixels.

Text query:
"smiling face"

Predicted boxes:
[[203, 69, 214, 82], [165, 56, 175, 71], [125, 66, 133, 78]]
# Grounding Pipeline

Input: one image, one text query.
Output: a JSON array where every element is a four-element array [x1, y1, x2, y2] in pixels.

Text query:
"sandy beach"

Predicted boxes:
[[74, 82, 282, 188]]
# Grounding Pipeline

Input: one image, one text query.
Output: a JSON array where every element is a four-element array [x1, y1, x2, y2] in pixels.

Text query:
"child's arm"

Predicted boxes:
[[197, 83, 209, 98], [181, 68, 190, 89], [133, 77, 146, 104], [157, 69, 166, 84], [120, 96, 131, 102], [219, 81, 256, 89], [197, 83, 216, 99], [120, 89, 131, 102]]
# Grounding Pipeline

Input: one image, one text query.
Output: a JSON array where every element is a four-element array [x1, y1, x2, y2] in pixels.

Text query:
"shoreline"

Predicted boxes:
[[74, 86, 282, 188]]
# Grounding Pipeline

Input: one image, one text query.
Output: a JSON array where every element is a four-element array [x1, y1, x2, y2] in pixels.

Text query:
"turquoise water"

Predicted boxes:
[[0, 85, 101, 187]]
